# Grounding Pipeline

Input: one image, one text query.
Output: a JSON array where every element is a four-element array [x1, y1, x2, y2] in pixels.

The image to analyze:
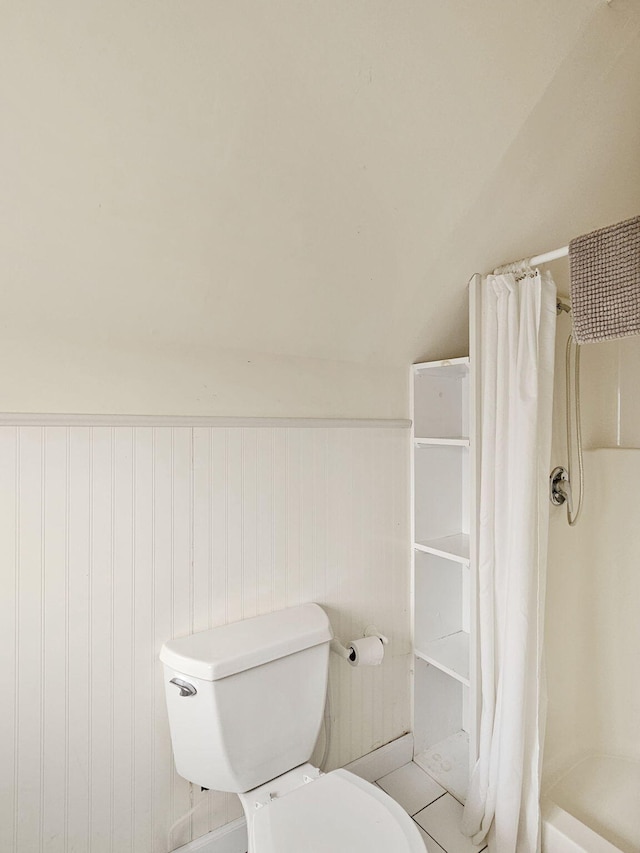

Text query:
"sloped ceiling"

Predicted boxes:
[[2, 0, 639, 416]]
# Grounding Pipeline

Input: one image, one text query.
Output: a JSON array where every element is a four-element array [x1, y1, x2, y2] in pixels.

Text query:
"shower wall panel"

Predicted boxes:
[[544, 315, 640, 782]]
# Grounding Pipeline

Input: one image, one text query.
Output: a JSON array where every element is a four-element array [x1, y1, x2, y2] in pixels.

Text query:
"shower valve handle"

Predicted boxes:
[[550, 466, 573, 515], [559, 478, 573, 516]]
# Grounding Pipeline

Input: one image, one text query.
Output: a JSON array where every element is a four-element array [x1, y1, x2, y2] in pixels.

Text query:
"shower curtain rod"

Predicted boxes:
[[494, 245, 571, 313], [531, 246, 572, 314], [496, 245, 568, 270], [529, 247, 571, 314], [529, 246, 568, 265]]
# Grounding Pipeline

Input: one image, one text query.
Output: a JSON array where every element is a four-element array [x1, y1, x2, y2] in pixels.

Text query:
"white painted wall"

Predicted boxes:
[[544, 297, 640, 782], [3, 1, 639, 417], [0, 336, 408, 421], [0, 421, 411, 853]]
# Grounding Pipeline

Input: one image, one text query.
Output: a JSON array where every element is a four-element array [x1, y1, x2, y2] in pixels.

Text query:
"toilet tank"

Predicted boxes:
[[160, 603, 333, 793]]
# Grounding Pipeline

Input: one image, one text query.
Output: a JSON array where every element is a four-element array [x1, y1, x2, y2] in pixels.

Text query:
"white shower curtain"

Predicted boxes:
[[463, 270, 556, 853]]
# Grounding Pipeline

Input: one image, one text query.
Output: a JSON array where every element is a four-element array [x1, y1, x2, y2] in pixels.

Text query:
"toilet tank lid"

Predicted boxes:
[[159, 603, 333, 681]]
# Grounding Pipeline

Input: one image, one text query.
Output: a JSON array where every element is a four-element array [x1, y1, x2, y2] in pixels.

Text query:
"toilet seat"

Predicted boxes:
[[247, 768, 426, 853]]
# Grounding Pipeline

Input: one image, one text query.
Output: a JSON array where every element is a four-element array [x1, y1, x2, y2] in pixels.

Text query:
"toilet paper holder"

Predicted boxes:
[[330, 626, 389, 662]]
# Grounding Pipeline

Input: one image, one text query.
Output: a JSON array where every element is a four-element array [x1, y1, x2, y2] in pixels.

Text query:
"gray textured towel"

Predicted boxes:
[[569, 214, 640, 344]]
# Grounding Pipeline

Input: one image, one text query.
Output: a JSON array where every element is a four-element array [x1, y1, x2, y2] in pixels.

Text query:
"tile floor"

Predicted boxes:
[[375, 762, 487, 853]]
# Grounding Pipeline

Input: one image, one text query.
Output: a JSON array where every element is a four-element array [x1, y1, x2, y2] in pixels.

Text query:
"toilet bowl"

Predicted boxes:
[[160, 604, 426, 852], [240, 763, 426, 853]]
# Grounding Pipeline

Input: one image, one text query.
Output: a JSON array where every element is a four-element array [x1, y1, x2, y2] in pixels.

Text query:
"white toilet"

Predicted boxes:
[[160, 603, 426, 852]]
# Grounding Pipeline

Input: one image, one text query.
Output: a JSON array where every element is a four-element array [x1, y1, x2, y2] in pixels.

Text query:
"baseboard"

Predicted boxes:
[[343, 732, 414, 782], [174, 816, 247, 853], [174, 732, 414, 853]]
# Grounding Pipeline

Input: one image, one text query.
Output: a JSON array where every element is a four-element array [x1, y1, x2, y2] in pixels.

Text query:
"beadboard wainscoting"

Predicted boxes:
[[0, 420, 411, 853]]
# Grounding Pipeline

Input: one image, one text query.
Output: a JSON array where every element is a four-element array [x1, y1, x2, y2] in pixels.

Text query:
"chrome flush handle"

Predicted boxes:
[[169, 677, 197, 697]]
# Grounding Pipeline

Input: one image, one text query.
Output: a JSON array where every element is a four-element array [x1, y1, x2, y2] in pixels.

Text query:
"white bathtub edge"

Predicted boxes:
[[542, 799, 623, 853]]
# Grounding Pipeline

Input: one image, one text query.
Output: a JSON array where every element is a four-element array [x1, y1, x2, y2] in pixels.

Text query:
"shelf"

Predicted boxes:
[[415, 631, 469, 686], [413, 358, 469, 377], [414, 731, 469, 804], [414, 533, 469, 566], [414, 446, 467, 543], [414, 437, 469, 448]]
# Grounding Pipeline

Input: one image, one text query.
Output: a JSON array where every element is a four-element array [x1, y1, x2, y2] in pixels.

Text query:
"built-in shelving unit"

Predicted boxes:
[[414, 437, 470, 447], [415, 632, 470, 686], [414, 731, 470, 805], [414, 533, 470, 565], [411, 356, 477, 805]]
